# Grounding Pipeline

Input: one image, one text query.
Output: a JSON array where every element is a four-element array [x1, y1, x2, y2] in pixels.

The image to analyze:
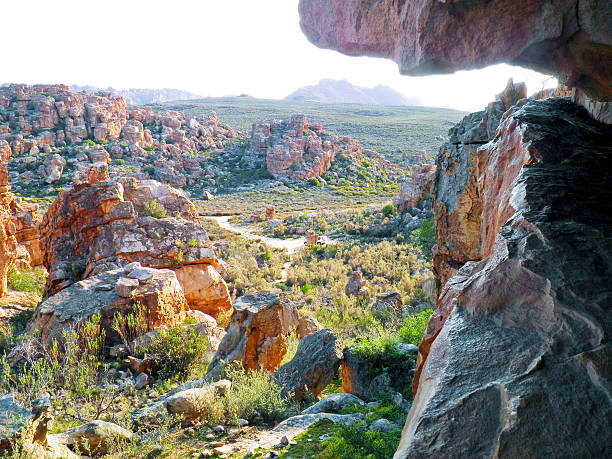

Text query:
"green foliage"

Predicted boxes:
[[169, 249, 183, 268], [7, 267, 45, 294], [82, 139, 95, 147], [308, 177, 322, 187], [411, 218, 436, 261], [187, 238, 199, 248], [140, 326, 208, 381], [224, 366, 295, 425], [112, 302, 149, 354], [300, 283, 313, 295], [260, 249, 272, 261], [382, 203, 396, 217], [115, 158, 125, 165], [399, 309, 433, 346], [143, 145, 154, 152], [144, 199, 167, 218]]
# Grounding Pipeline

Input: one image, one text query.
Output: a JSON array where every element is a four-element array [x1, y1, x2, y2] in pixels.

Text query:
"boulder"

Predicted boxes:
[[296, 314, 321, 340], [54, 420, 133, 456], [206, 292, 298, 379], [164, 379, 232, 425], [28, 268, 188, 347], [174, 264, 232, 319], [394, 164, 436, 213], [345, 270, 367, 297], [372, 291, 402, 313], [272, 329, 342, 401], [302, 393, 365, 415]]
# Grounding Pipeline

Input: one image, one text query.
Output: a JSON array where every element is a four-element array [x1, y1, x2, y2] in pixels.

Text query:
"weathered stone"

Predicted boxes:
[[272, 329, 343, 401], [164, 379, 232, 425], [206, 292, 299, 379], [28, 268, 188, 347], [298, 0, 612, 100], [302, 393, 365, 415], [115, 277, 139, 297], [54, 420, 133, 456], [400, 99, 612, 458], [174, 264, 232, 319], [394, 164, 436, 213], [296, 314, 320, 340], [345, 270, 367, 297]]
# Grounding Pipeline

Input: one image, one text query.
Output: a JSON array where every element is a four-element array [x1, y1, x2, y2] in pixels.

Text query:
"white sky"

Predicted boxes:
[[1, 0, 557, 111]]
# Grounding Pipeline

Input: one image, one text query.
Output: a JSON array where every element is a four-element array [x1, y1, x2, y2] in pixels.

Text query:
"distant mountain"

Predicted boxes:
[[285, 79, 420, 106], [70, 85, 203, 105]]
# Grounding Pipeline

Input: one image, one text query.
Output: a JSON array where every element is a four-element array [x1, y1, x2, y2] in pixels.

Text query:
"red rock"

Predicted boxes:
[[394, 163, 436, 213]]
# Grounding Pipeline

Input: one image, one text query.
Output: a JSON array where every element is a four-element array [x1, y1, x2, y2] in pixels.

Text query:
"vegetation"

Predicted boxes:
[[144, 199, 167, 218], [7, 266, 46, 295]]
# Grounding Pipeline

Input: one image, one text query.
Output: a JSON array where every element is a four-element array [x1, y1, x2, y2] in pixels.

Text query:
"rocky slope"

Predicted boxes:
[[285, 79, 420, 106], [71, 85, 204, 105], [0, 84, 246, 197], [299, 1, 612, 457]]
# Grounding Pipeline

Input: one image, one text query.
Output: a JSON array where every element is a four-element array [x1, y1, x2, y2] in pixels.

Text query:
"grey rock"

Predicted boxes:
[[367, 418, 399, 433], [272, 329, 343, 401], [302, 393, 365, 415], [54, 420, 133, 456], [135, 373, 149, 390]]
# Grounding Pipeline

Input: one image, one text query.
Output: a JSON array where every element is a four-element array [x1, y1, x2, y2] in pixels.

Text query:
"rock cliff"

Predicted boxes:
[[298, 1, 612, 457]]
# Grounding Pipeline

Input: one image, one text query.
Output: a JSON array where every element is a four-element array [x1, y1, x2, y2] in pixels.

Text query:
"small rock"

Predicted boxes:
[[115, 277, 139, 297], [213, 425, 225, 434], [367, 418, 399, 433], [200, 449, 212, 458], [135, 373, 149, 390], [213, 445, 233, 455], [95, 283, 113, 292], [238, 418, 249, 427], [128, 267, 155, 283], [280, 435, 289, 445], [124, 261, 142, 273]]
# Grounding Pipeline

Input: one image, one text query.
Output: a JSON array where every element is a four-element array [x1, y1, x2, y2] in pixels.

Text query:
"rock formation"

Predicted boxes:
[[394, 163, 436, 213], [272, 328, 343, 401], [298, 0, 612, 101], [298, 1, 612, 457], [0, 84, 245, 195], [206, 292, 299, 379], [249, 114, 362, 180]]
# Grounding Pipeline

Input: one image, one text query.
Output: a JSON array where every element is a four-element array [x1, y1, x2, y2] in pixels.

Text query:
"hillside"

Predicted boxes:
[[70, 84, 203, 105], [285, 79, 420, 106], [155, 96, 465, 165]]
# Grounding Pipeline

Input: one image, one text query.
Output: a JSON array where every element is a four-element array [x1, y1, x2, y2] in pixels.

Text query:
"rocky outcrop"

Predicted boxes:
[[0, 161, 17, 296], [38, 164, 229, 317], [249, 114, 362, 180], [28, 267, 188, 347], [432, 80, 527, 292], [345, 270, 367, 297], [298, 0, 612, 101], [400, 98, 612, 457], [272, 328, 343, 401], [206, 292, 299, 379], [394, 163, 436, 213], [54, 420, 133, 457]]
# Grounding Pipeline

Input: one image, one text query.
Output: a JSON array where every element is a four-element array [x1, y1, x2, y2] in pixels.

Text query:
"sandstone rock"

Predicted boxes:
[[372, 291, 402, 313], [174, 264, 232, 319], [164, 379, 231, 425], [28, 268, 188, 347], [265, 205, 275, 220], [394, 164, 436, 213], [272, 329, 342, 401], [345, 270, 367, 297], [115, 277, 139, 297], [296, 314, 320, 340], [206, 292, 299, 379], [54, 420, 133, 456], [304, 230, 318, 246], [401, 98, 612, 458], [302, 393, 365, 415], [298, 0, 612, 100]]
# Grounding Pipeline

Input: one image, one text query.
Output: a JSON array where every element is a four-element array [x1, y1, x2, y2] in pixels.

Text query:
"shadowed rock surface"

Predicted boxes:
[[298, 0, 612, 100], [401, 98, 612, 458]]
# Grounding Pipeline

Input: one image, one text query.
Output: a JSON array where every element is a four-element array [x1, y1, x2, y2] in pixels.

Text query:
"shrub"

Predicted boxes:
[[301, 283, 313, 295], [224, 366, 294, 425], [112, 302, 149, 354], [115, 158, 125, 165], [83, 139, 95, 147], [260, 249, 272, 262], [411, 218, 436, 261], [187, 239, 199, 248], [140, 326, 208, 381], [169, 250, 183, 269], [399, 309, 432, 346], [144, 199, 167, 218], [7, 266, 45, 294], [308, 177, 321, 187], [382, 203, 395, 217]]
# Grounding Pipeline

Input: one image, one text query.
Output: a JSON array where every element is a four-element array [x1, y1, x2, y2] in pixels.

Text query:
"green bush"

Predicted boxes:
[[224, 366, 294, 425], [308, 177, 322, 187], [82, 139, 95, 147], [382, 203, 395, 217], [144, 199, 167, 218], [301, 283, 313, 295], [399, 309, 432, 346], [7, 266, 46, 294], [411, 218, 436, 261], [260, 249, 272, 261], [140, 326, 208, 381]]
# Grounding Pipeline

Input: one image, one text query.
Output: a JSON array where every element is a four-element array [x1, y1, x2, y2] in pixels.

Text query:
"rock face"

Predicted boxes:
[[38, 163, 230, 317], [249, 114, 362, 180], [394, 163, 436, 213], [298, 0, 612, 100], [206, 292, 298, 379], [432, 80, 527, 292], [400, 98, 612, 457], [28, 267, 188, 347], [272, 328, 343, 401]]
